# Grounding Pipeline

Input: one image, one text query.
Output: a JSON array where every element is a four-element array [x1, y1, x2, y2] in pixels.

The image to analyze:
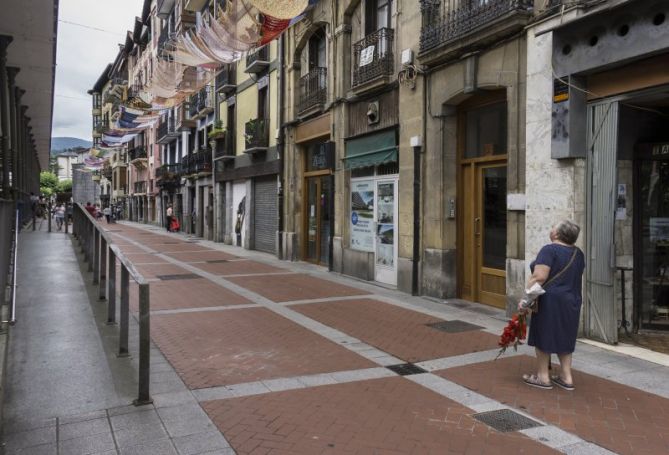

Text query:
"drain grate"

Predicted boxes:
[[156, 273, 201, 281], [473, 409, 542, 432], [426, 320, 484, 333], [386, 363, 427, 376], [207, 259, 229, 263]]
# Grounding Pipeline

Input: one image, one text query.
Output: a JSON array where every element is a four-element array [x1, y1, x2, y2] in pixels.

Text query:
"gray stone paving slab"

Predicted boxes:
[[4, 426, 56, 452], [110, 408, 162, 430], [191, 386, 236, 402], [58, 417, 111, 441], [193, 450, 236, 455], [152, 390, 199, 409], [561, 442, 618, 455], [261, 377, 305, 392], [3, 417, 56, 435], [296, 373, 338, 387], [59, 410, 108, 425], [5, 442, 57, 455], [58, 432, 116, 455], [118, 439, 178, 455], [225, 381, 270, 397], [113, 422, 169, 448], [172, 431, 232, 455]]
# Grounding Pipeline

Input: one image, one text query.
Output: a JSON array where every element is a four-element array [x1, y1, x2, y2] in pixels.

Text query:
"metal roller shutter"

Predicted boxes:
[[253, 176, 277, 254]]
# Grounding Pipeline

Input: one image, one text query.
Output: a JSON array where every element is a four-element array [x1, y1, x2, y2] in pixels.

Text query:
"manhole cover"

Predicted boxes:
[[386, 363, 427, 376], [207, 259, 229, 263], [473, 409, 542, 432], [426, 320, 484, 333], [156, 273, 201, 281]]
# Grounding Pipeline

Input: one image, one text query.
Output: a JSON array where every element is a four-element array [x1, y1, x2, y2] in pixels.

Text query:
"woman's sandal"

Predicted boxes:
[[522, 374, 553, 389], [550, 375, 575, 391]]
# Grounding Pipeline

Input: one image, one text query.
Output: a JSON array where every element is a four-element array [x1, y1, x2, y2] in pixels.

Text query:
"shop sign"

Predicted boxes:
[[350, 180, 374, 252], [359, 46, 375, 67]]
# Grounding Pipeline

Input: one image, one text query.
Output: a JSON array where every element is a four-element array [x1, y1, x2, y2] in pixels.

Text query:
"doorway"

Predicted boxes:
[[374, 178, 398, 285], [458, 96, 508, 308], [304, 175, 332, 265]]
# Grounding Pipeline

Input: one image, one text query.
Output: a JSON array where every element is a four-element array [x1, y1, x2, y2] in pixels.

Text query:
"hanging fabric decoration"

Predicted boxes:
[[249, 0, 308, 20], [259, 15, 290, 45]]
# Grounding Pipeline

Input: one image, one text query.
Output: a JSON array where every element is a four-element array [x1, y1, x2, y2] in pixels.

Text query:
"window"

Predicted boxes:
[[464, 102, 507, 159], [258, 85, 268, 119], [365, 0, 391, 35], [308, 30, 327, 70]]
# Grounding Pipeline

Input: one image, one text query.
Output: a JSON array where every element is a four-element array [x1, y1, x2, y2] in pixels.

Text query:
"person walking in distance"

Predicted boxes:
[[103, 205, 111, 223], [54, 204, 65, 231], [166, 205, 173, 232]]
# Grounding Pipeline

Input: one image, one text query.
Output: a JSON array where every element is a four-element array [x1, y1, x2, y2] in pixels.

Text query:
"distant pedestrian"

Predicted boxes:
[[85, 201, 96, 217], [95, 204, 103, 220], [166, 205, 173, 232], [54, 204, 65, 231], [519, 220, 585, 391], [103, 206, 111, 223]]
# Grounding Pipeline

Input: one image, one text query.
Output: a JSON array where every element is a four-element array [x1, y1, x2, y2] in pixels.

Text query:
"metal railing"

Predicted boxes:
[[214, 130, 235, 159], [196, 86, 214, 113], [0, 199, 18, 325], [246, 46, 269, 69], [128, 147, 147, 162], [72, 203, 152, 406], [419, 0, 533, 53], [299, 67, 327, 113], [244, 118, 269, 150], [194, 148, 212, 173], [352, 28, 394, 88], [134, 181, 147, 193], [215, 65, 236, 92]]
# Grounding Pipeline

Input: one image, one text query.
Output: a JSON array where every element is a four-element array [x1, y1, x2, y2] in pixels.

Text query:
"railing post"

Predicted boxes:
[[134, 283, 152, 405], [99, 236, 106, 299], [118, 266, 129, 357], [93, 229, 100, 283], [107, 247, 117, 324], [48, 200, 51, 232], [65, 212, 69, 234]]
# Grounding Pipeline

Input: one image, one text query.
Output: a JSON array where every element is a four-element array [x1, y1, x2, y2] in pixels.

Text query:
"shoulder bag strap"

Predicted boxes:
[[543, 247, 578, 289]]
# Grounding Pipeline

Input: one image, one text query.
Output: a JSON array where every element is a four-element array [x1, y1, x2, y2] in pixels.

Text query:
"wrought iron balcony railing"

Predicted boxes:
[[193, 148, 212, 173], [299, 67, 327, 113], [157, 115, 176, 141], [245, 46, 269, 73], [244, 118, 269, 152], [216, 65, 236, 94], [419, 0, 533, 54], [128, 147, 147, 162], [134, 181, 147, 194], [352, 28, 394, 88], [214, 130, 235, 159], [156, 163, 181, 183], [102, 167, 113, 180], [196, 86, 214, 115]]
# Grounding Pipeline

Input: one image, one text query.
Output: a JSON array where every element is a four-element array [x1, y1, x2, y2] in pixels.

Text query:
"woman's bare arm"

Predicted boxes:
[[528, 265, 550, 287]]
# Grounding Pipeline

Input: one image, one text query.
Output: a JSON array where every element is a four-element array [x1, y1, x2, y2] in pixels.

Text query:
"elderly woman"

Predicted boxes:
[[520, 220, 585, 391]]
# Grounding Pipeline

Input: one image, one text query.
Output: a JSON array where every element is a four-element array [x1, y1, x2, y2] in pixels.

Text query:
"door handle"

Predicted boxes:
[[474, 217, 481, 236]]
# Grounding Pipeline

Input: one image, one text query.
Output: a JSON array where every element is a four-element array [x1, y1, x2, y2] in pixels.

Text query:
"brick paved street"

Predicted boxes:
[[93, 222, 669, 454]]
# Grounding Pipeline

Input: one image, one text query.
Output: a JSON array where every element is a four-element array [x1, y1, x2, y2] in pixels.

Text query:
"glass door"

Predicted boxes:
[[374, 179, 398, 285], [637, 157, 669, 330], [304, 175, 332, 266]]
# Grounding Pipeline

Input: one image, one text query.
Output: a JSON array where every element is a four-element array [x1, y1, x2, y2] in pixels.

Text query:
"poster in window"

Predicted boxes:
[[350, 180, 374, 252], [376, 182, 394, 267]]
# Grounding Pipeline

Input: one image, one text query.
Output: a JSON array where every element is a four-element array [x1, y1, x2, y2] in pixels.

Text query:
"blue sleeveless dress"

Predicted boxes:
[[528, 243, 586, 354]]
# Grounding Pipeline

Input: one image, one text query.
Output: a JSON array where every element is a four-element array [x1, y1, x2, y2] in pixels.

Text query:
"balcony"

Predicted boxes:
[[156, 116, 179, 144], [176, 7, 196, 34], [157, 25, 172, 58], [128, 147, 148, 166], [245, 46, 269, 74], [156, 163, 182, 187], [157, 0, 175, 19], [244, 118, 269, 154], [194, 86, 214, 118], [102, 166, 113, 180], [352, 28, 394, 91], [134, 181, 147, 194], [299, 67, 327, 115], [91, 170, 101, 182], [216, 65, 236, 95], [193, 147, 212, 174], [213, 130, 235, 161], [175, 104, 196, 131], [419, 0, 533, 64], [93, 121, 105, 138], [128, 84, 142, 99]]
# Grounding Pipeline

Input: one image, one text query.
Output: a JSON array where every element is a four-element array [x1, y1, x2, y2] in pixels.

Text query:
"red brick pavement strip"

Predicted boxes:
[[191, 259, 287, 276], [118, 253, 167, 264], [132, 262, 199, 279], [226, 274, 371, 303], [202, 376, 559, 455], [150, 308, 374, 389], [163, 250, 240, 262], [292, 299, 500, 363], [439, 355, 669, 455], [129, 277, 252, 312]]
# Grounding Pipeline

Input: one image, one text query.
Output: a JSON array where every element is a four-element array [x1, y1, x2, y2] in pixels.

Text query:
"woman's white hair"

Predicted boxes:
[[554, 220, 580, 245]]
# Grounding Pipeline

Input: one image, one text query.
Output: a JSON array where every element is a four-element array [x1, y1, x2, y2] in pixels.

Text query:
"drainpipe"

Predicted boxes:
[[277, 35, 285, 259], [412, 140, 422, 296]]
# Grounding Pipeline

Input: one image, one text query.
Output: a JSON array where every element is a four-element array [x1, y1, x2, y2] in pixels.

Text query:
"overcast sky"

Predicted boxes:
[[52, 0, 143, 140]]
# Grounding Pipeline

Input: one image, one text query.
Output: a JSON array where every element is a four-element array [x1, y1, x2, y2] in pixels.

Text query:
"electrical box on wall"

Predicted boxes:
[[551, 75, 587, 159]]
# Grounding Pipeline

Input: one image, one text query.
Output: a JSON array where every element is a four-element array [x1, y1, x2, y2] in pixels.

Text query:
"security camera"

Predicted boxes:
[[367, 101, 379, 125]]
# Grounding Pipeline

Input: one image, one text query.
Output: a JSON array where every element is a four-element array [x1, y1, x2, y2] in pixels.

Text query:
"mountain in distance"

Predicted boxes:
[[51, 137, 92, 156]]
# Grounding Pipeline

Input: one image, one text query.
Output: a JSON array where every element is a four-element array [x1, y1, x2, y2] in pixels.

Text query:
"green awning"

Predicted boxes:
[[344, 130, 398, 169]]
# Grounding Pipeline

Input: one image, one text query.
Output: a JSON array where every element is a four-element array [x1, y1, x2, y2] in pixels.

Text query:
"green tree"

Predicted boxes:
[[57, 179, 72, 193], [40, 171, 59, 197]]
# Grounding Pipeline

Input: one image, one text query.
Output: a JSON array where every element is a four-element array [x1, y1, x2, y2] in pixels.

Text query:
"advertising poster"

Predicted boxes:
[[376, 182, 395, 267], [351, 180, 374, 252]]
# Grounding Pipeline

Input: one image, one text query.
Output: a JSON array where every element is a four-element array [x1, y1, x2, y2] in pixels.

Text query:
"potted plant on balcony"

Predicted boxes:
[[208, 120, 225, 139]]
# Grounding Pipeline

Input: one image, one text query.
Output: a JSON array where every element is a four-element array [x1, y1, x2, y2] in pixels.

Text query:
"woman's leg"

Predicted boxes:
[[535, 348, 551, 383], [557, 353, 574, 384]]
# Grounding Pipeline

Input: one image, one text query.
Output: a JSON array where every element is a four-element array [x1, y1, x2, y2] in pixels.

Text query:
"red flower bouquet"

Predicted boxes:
[[495, 313, 527, 359]]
